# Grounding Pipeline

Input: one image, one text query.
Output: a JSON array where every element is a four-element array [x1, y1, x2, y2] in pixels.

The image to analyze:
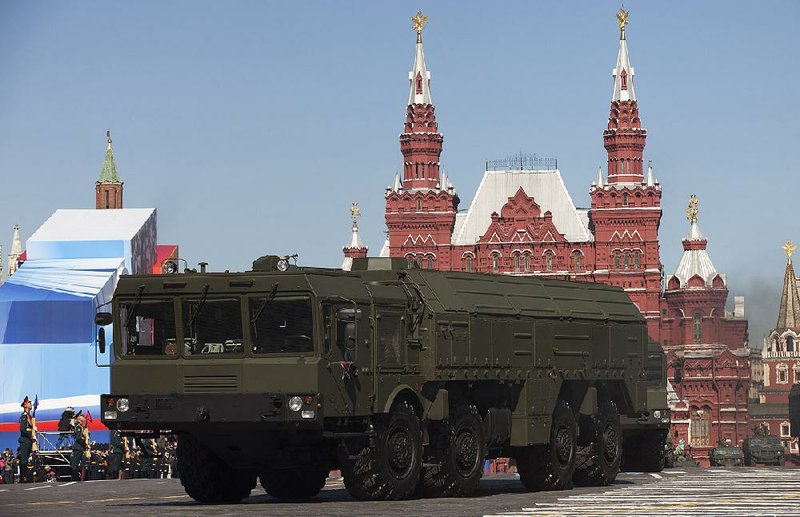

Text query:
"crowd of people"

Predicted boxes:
[[0, 396, 179, 484]]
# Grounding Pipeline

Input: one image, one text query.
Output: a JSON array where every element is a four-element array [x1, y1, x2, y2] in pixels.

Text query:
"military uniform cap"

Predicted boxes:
[[21, 395, 30, 408]]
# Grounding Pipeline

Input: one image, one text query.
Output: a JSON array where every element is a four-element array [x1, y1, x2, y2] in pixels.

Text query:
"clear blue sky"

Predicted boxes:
[[1, 1, 798, 341]]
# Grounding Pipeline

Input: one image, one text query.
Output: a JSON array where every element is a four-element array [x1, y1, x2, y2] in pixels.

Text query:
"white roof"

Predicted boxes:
[[379, 237, 390, 258], [453, 170, 593, 245], [612, 36, 636, 102], [408, 36, 432, 105], [671, 221, 725, 288], [343, 224, 365, 249], [28, 209, 156, 242]]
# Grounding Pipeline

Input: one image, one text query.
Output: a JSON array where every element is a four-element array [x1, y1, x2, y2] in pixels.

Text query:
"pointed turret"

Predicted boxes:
[[594, 166, 605, 188], [7, 224, 23, 278], [668, 196, 725, 289], [604, 7, 647, 185], [342, 202, 368, 271], [777, 240, 800, 332], [399, 10, 444, 191], [646, 161, 655, 186], [96, 131, 124, 209]]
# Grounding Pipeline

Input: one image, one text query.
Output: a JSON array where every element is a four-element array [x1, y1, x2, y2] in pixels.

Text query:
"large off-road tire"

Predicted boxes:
[[636, 430, 666, 472], [261, 468, 327, 500], [420, 404, 486, 497], [342, 401, 422, 500], [177, 434, 256, 504], [517, 400, 577, 491], [573, 400, 621, 487]]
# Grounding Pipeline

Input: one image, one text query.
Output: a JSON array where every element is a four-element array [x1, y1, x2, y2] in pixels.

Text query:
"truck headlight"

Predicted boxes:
[[289, 396, 303, 412], [653, 410, 661, 419], [116, 398, 130, 412], [301, 410, 316, 419]]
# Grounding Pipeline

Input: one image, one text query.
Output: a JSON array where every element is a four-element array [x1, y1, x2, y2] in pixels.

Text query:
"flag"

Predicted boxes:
[[33, 395, 39, 417], [86, 409, 93, 425]]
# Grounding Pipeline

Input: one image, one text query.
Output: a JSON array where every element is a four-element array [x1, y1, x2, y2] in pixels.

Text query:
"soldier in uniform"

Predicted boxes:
[[108, 430, 124, 480], [17, 396, 35, 483], [70, 412, 88, 481]]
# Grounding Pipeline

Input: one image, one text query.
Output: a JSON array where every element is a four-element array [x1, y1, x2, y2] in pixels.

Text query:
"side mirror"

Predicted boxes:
[[97, 327, 106, 354], [96, 312, 113, 326]]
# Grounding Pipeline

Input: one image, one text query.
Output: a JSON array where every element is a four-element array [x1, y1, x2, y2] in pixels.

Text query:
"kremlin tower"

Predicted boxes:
[[384, 11, 459, 270], [661, 196, 750, 464], [96, 131, 123, 209], [589, 7, 663, 340], [342, 203, 368, 271]]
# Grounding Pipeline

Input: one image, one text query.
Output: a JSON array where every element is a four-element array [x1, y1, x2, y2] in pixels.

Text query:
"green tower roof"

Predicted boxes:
[[97, 132, 121, 184]]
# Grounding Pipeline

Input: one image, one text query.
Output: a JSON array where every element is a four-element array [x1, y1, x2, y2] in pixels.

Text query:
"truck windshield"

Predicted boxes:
[[249, 296, 314, 354], [182, 298, 244, 356], [119, 299, 178, 357]]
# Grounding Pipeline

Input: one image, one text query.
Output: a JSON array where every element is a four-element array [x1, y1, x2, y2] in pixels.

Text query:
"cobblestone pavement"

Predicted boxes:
[[1, 468, 798, 516]]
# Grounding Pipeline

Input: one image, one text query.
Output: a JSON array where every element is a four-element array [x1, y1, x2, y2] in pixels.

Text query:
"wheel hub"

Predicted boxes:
[[555, 426, 573, 464], [454, 429, 479, 473], [603, 424, 618, 462], [387, 427, 413, 476]]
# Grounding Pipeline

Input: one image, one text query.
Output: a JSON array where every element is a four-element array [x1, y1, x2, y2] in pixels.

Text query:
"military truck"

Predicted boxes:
[[99, 256, 666, 503], [743, 435, 785, 466], [709, 445, 744, 467], [618, 340, 670, 472]]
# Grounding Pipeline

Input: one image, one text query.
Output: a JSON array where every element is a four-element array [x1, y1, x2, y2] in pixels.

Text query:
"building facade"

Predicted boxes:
[[662, 197, 750, 465], [750, 242, 800, 455], [381, 9, 664, 340]]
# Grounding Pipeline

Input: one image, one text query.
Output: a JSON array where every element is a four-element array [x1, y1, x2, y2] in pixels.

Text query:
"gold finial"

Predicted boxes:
[[685, 194, 699, 224], [784, 240, 797, 260], [616, 6, 629, 40], [350, 202, 362, 227], [411, 10, 428, 42], [106, 130, 113, 151]]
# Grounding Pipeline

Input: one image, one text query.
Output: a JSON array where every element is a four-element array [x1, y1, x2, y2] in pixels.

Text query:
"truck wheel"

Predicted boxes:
[[637, 430, 666, 472], [517, 400, 577, 491], [420, 404, 486, 497], [743, 452, 752, 466], [177, 434, 256, 503], [261, 468, 327, 500], [342, 401, 422, 500], [573, 400, 621, 486]]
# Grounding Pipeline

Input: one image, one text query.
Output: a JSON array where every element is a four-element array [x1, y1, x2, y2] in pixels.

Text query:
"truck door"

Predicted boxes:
[[323, 301, 371, 415]]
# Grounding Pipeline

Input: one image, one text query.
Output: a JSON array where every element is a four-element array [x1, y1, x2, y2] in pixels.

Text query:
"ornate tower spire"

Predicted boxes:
[[96, 130, 124, 209], [342, 202, 368, 270], [604, 7, 646, 184], [777, 240, 800, 332], [7, 224, 23, 278], [400, 10, 443, 191]]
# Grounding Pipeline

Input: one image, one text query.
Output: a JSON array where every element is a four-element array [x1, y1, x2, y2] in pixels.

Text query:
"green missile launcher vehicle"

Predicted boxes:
[[99, 256, 667, 503]]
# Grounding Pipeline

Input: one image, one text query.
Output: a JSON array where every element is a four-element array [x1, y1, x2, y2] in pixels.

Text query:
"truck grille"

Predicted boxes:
[[183, 375, 239, 393]]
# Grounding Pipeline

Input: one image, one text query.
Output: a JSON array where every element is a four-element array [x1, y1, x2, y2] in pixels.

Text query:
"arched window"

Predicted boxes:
[[623, 251, 631, 270], [426, 256, 434, 269], [416, 72, 423, 94], [406, 255, 415, 268], [544, 250, 554, 272], [619, 160, 625, 175], [693, 314, 703, 344], [623, 193, 629, 206], [787, 336, 794, 353], [465, 255, 473, 273], [613, 251, 621, 271], [690, 407, 710, 447], [416, 199, 422, 211], [634, 250, 642, 270], [572, 251, 582, 272], [777, 364, 789, 384], [492, 254, 500, 273], [524, 253, 531, 272], [620, 68, 628, 90], [514, 253, 521, 273]]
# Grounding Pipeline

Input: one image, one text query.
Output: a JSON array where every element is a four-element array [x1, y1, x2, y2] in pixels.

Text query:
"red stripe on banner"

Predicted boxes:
[[0, 419, 108, 433]]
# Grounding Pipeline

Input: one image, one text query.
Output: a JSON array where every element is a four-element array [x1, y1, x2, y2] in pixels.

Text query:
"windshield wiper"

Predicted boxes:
[[250, 283, 279, 339], [125, 285, 146, 332], [187, 285, 210, 333]]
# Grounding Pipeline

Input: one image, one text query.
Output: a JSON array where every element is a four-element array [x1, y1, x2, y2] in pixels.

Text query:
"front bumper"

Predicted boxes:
[[100, 393, 323, 431]]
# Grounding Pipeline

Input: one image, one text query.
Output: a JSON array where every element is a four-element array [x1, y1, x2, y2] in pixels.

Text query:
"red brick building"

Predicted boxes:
[[662, 199, 750, 465], [750, 244, 800, 455], [380, 10, 664, 339]]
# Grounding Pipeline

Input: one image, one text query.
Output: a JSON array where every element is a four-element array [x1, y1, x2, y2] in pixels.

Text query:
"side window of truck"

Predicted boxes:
[[119, 299, 177, 356]]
